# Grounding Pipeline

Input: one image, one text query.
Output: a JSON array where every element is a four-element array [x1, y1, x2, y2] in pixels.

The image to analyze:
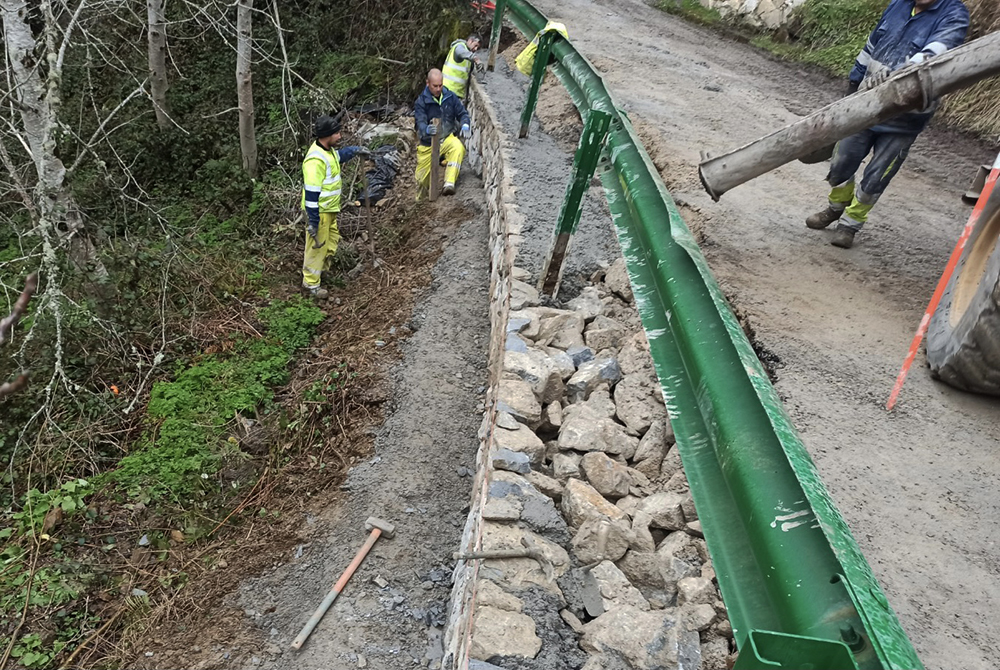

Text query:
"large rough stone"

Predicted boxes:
[[558, 408, 639, 459], [680, 603, 717, 632], [656, 530, 695, 561], [510, 279, 541, 311], [505, 332, 530, 353], [571, 517, 634, 564], [568, 286, 604, 321], [701, 637, 731, 670], [479, 523, 570, 594], [525, 471, 563, 501], [537, 311, 586, 350], [566, 345, 595, 368], [660, 446, 684, 480], [630, 510, 657, 553], [605, 258, 634, 303], [493, 447, 531, 474], [497, 378, 542, 429], [618, 331, 654, 376], [508, 309, 541, 340], [677, 577, 716, 605], [490, 471, 568, 539], [562, 478, 627, 527], [641, 492, 687, 531], [563, 387, 615, 419], [483, 495, 523, 521], [585, 315, 627, 352], [580, 452, 632, 499], [496, 411, 521, 430], [477, 579, 524, 612], [552, 452, 582, 481], [566, 357, 623, 403], [540, 401, 563, 432], [505, 349, 565, 405], [590, 561, 650, 612], [470, 606, 542, 660], [614, 376, 667, 436], [581, 606, 701, 670], [494, 423, 546, 466], [545, 348, 577, 380], [634, 418, 670, 463], [616, 551, 666, 589]]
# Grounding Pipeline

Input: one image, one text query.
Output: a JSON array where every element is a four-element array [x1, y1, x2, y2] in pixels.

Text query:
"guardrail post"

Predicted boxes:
[[518, 30, 554, 139], [538, 109, 611, 297], [487, 0, 507, 71]]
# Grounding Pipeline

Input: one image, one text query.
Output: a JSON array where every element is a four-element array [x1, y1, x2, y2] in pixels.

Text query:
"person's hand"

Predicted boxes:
[[357, 147, 372, 159], [846, 79, 860, 96], [426, 123, 438, 136], [307, 218, 319, 239], [860, 69, 890, 91], [460, 124, 472, 139]]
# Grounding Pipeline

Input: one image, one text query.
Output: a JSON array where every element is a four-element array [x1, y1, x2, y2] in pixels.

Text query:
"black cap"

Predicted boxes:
[[313, 112, 344, 138]]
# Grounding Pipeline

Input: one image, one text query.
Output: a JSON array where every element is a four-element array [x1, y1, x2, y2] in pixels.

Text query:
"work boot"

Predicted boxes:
[[806, 206, 844, 230], [306, 286, 329, 300], [831, 224, 857, 249], [442, 182, 456, 196]]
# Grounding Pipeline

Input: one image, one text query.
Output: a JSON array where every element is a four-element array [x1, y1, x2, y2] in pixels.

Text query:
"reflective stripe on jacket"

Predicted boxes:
[[442, 40, 471, 98], [849, 0, 969, 133], [301, 142, 343, 213]]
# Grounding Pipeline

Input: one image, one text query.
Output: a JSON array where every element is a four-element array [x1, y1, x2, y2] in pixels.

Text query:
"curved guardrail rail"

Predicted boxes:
[[489, 2, 923, 669]]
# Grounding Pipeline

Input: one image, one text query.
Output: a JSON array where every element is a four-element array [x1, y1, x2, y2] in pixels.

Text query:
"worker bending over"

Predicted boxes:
[[301, 114, 369, 299], [806, 0, 968, 249], [414, 69, 472, 198], [442, 33, 482, 99]]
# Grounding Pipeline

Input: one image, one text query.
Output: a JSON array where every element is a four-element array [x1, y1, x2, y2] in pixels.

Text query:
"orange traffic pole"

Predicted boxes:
[[886, 153, 1000, 411]]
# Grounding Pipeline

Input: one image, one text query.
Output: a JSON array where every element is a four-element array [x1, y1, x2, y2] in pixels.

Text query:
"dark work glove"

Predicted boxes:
[[357, 148, 372, 159], [846, 80, 860, 96], [307, 212, 319, 239]]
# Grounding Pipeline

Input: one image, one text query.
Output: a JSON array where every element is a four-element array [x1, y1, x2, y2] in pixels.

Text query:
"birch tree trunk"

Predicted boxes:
[[147, 0, 171, 129], [1, 0, 105, 277], [236, 0, 257, 178]]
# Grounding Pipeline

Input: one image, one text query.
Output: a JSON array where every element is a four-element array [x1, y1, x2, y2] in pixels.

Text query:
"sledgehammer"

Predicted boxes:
[[290, 516, 395, 650]]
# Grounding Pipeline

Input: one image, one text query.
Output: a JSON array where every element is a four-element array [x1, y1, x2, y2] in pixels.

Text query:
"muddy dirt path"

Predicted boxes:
[[527, 1, 1000, 668]]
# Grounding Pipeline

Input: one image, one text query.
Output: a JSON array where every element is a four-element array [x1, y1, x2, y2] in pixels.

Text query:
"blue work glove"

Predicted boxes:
[[460, 124, 472, 139], [426, 123, 438, 136], [860, 68, 890, 92], [306, 211, 319, 239]]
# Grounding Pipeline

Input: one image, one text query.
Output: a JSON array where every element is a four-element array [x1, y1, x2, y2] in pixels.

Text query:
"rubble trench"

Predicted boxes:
[[444, 60, 737, 670]]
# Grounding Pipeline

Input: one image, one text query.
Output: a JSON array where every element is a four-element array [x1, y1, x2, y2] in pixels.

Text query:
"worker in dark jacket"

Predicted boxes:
[[414, 69, 472, 199], [805, 0, 969, 248]]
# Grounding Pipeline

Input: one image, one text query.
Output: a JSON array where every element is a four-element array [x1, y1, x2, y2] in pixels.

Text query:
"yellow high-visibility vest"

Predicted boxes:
[[300, 142, 343, 213], [442, 39, 472, 99]]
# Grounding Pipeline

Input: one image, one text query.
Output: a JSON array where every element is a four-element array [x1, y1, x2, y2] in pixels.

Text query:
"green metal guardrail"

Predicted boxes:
[[489, 2, 923, 669]]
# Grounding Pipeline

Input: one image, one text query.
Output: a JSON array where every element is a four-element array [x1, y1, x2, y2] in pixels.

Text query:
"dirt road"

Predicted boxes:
[[523, 0, 1000, 668]]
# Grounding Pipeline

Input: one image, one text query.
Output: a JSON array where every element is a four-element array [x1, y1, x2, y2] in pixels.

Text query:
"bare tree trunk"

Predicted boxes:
[[236, 0, 257, 178], [2, 0, 106, 277], [147, 0, 171, 129]]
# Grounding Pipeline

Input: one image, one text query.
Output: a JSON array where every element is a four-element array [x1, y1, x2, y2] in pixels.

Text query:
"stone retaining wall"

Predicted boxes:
[[444, 78, 737, 670]]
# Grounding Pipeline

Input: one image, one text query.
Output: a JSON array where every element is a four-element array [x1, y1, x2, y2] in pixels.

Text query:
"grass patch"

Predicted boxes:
[[104, 297, 324, 506], [655, 0, 724, 26]]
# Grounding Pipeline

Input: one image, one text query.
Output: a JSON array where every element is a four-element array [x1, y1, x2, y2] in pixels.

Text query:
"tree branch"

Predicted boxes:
[[56, 0, 88, 77], [0, 271, 37, 346]]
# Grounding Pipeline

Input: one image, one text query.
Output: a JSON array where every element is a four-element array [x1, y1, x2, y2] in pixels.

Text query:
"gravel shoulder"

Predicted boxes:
[[525, 1, 1000, 668]]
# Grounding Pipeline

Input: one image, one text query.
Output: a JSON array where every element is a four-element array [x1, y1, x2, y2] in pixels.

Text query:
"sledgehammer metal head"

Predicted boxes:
[[364, 516, 395, 539]]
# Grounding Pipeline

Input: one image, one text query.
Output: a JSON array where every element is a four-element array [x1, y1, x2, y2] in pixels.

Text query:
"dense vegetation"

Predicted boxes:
[[0, 0, 480, 666]]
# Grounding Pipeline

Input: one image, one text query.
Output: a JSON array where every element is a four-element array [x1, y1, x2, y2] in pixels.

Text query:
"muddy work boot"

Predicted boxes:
[[442, 182, 456, 196], [305, 286, 329, 300], [806, 206, 844, 230], [831, 224, 857, 249]]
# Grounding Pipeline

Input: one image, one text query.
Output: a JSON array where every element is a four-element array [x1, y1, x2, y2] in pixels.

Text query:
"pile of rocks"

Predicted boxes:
[[467, 259, 736, 670]]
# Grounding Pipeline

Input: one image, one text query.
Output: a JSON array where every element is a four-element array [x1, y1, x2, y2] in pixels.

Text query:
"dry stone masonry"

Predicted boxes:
[[444, 80, 736, 670]]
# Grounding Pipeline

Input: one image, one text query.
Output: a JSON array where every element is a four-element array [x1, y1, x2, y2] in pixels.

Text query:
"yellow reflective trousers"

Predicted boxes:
[[302, 212, 340, 289], [415, 134, 466, 200]]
